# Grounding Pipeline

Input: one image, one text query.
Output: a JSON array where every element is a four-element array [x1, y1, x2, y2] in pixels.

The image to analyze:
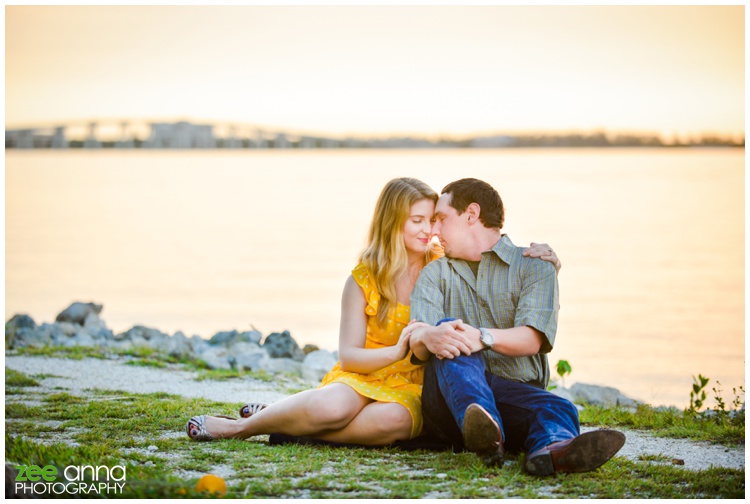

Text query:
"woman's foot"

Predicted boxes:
[[186, 414, 238, 442], [239, 402, 268, 418]]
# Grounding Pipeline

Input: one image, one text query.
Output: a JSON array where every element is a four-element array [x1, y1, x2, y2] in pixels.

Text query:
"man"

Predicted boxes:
[[409, 178, 624, 476]]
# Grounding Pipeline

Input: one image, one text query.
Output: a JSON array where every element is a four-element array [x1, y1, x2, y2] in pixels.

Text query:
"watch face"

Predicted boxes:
[[481, 330, 493, 347]]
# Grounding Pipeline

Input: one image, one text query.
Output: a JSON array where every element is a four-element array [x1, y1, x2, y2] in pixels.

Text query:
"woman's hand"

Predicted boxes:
[[392, 320, 424, 361], [523, 242, 562, 272]]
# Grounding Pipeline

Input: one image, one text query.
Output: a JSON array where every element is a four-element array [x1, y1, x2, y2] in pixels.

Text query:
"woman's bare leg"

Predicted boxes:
[[315, 402, 413, 445], [199, 383, 371, 439]]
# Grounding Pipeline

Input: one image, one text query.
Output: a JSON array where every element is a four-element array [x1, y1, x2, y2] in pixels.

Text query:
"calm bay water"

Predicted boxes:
[[5, 149, 744, 408]]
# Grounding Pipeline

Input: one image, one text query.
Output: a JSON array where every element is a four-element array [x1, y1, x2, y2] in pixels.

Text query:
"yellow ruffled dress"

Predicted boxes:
[[319, 262, 425, 439]]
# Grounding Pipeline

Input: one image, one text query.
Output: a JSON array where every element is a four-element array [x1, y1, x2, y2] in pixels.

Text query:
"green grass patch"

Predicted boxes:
[[6, 367, 40, 387], [580, 404, 744, 445], [5, 386, 745, 499], [5, 353, 745, 499]]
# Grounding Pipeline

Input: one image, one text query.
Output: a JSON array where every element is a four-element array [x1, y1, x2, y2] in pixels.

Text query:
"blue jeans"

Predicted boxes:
[[422, 352, 580, 454]]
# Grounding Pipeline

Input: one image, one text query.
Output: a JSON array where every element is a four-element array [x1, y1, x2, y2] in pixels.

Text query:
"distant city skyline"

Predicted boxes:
[[6, 117, 742, 150], [6, 5, 744, 139]]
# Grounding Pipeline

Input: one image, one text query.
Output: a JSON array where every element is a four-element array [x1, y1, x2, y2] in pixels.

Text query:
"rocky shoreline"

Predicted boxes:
[[6, 301, 644, 409]]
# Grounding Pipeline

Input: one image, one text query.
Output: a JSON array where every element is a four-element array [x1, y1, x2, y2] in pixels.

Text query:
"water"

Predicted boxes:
[[5, 148, 744, 408]]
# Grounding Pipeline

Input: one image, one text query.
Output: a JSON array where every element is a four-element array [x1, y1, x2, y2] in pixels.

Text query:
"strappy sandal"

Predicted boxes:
[[186, 414, 237, 442], [239, 402, 268, 418]]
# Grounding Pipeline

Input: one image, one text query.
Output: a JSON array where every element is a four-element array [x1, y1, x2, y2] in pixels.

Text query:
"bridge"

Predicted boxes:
[[5, 119, 443, 149]]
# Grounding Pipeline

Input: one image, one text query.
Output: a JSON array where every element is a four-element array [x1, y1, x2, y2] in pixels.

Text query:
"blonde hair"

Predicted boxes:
[[360, 178, 438, 326]]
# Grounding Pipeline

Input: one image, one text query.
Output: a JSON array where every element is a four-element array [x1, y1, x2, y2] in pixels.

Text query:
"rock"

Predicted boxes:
[[115, 325, 169, 343], [209, 330, 239, 346], [302, 344, 319, 355], [10, 326, 54, 348], [197, 345, 233, 370], [56, 302, 103, 325], [255, 357, 302, 377], [61, 331, 96, 347], [190, 335, 211, 355], [165, 331, 193, 359], [262, 330, 305, 361], [210, 329, 262, 347], [549, 386, 575, 403], [301, 350, 336, 383], [229, 342, 269, 371], [6, 313, 37, 331], [56, 322, 78, 337], [5, 314, 37, 348], [569, 383, 641, 408], [147, 445, 158, 453], [83, 312, 113, 339], [38, 323, 67, 345]]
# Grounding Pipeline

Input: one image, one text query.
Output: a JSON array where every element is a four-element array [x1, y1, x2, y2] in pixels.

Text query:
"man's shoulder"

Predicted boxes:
[[422, 255, 450, 274], [494, 237, 556, 276]]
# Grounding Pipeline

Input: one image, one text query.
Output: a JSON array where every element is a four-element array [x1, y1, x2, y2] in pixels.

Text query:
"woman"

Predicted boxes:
[[186, 177, 559, 445]]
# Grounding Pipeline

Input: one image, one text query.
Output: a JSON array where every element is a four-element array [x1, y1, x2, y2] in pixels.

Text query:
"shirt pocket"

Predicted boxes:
[[487, 292, 516, 329]]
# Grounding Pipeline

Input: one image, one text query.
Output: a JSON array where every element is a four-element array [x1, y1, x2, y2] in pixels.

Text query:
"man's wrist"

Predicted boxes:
[[479, 327, 495, 350]]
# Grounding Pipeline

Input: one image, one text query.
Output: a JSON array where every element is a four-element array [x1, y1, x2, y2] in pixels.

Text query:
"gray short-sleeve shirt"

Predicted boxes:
[[410, 234, 560, 389]]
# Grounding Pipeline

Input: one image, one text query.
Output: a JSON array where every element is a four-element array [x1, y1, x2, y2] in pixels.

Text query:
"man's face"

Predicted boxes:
[[431, 193, 469, 258]]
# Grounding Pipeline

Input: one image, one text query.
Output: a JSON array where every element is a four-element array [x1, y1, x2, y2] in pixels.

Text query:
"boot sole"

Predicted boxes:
[[526, 429, 626, 476]]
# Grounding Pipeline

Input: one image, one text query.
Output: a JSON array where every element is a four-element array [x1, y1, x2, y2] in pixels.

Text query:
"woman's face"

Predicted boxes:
[[402, 198, 435, 255]]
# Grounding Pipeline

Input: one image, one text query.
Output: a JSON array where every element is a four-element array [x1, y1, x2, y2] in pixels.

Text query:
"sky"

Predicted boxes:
[[5, 4, 745, 140]]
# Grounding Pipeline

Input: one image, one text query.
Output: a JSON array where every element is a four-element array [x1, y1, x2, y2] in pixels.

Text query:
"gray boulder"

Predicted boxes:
[[60, 330, 96, 347], [209, 329, 262, 347], [231, 342, 270, 371], [256, 357, 302, 377], [5, 314, 38, 348], [302, 350, 336, 383], [111, 325, 169, 351], [190, 335, 211, 355], [6, 314, 36, 331], [165, 331, 193, 359], [37, 323, 67, 345], [11, 327, 54, 348], [262, 330, 305, 361], [83, 312, 113, 339], [56, 302, 103, 325], [549, 386, 575, 404], [569, 383, 641, 408], [197, 345, 233, 370]]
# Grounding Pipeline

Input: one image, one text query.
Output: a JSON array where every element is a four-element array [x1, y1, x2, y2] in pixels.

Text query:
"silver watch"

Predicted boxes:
[[479, 328, 494, 350]]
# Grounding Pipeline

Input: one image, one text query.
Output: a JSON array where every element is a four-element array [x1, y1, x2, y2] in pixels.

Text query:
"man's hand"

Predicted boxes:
[[452, 320, 485, 354], [523, 242, 561, 272], [412, 319, 475, 360]]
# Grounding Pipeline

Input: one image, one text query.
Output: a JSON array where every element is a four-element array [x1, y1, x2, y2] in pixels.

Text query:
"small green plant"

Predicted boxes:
[[556, 359, 572, 386], [688, 374, 710, 414]]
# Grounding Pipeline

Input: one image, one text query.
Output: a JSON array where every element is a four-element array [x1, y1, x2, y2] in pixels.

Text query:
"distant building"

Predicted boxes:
[[143, 121, 216, 148]]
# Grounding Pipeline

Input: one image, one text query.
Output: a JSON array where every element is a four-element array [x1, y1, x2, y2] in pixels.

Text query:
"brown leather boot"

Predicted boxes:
[[525, 429, 626, 476], [462, 403, 505, 467]]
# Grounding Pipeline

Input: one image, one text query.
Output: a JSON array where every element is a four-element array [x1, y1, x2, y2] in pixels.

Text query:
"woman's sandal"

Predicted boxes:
[[239, 402, 268, 418], [186, 414, 237, 442]]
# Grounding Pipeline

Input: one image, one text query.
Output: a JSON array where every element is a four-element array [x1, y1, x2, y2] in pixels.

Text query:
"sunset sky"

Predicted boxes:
[[5, 4, 745, 140]]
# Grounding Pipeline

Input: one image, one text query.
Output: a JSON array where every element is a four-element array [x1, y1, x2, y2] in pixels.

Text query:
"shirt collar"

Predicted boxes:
[[446, 234, 515, 267], [487, 234, 515, 265]]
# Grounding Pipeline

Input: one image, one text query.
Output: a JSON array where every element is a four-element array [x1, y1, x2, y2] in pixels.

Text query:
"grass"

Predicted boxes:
[[5, 354, 746, 499], [580, 403, 744, 446]]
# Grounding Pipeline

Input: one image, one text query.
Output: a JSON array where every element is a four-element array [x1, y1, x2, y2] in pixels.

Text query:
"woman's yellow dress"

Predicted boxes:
[[319, 262, 425, 439]]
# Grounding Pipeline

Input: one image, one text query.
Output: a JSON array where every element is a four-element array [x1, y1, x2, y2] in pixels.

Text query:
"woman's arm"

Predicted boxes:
[[337, 275, 412, 374]]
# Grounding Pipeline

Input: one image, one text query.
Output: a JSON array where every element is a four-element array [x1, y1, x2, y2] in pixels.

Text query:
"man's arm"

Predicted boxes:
[[408, 262, 473, 361], [451, 257, 558, 357], [452, 322, 545, 356]]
